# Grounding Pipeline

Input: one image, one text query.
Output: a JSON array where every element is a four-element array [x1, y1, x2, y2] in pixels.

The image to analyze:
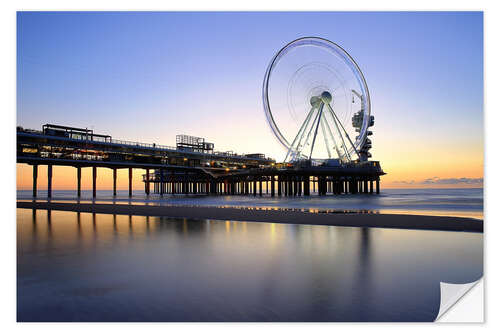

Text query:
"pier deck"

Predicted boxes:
[[17, 124, 385, 198]]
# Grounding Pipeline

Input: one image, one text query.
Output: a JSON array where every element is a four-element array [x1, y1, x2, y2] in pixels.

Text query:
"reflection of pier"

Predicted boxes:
[[17, 124, 385, 198]]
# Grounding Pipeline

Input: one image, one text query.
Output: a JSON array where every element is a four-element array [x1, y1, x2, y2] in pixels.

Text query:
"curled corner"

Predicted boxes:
[[435, 279, 482, 321]]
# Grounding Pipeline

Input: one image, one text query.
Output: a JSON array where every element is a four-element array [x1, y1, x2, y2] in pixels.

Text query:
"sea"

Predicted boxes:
[[17, 187, 484, 219], [17, 188, 483, 321]]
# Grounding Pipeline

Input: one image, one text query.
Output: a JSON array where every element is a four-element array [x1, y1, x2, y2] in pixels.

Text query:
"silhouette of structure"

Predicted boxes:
[[17, 124, 385, 198]]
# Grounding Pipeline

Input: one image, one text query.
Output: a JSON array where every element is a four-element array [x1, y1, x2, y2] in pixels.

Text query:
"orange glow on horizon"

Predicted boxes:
[[16, 164, 146, 191]]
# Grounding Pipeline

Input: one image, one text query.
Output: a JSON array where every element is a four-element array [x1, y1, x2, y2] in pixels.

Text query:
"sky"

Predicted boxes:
[[16, 11, 483, 190]]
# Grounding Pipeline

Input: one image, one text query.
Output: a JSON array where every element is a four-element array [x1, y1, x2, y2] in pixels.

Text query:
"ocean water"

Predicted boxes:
[[17, 209, 483, 322], [17, 188, 484, 219]]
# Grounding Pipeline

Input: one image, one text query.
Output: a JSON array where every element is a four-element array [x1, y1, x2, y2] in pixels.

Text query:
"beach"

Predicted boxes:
[[17, 200, 483, 232]]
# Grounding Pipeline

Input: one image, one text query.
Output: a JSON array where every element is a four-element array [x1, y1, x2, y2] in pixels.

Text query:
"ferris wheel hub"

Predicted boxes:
[[310, 96, 321, 107], [320, 91, 332, 104]]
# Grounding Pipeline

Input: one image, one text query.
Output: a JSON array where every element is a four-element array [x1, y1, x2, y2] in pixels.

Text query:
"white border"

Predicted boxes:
[[3, 1, 497, 331]]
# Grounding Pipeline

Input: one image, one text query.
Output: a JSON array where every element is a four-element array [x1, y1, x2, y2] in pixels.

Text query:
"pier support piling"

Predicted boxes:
[[77, 167, 81, 197], [159, 170, 164, 195], [92, 166, 97, 198], [32, 164, 38, 197], [47, 164, 53, 198], [271, 176, 275, 197], [145, 168, 150, 195], [277, 176, 282, 196], [304, 176, 310, 196], [128, 168, 133, 197], [113, 168, 117, 196]]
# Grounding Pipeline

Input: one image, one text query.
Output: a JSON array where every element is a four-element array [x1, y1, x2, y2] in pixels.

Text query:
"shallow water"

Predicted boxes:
[[17, 188, 483, 219], [17, 208, 483, 321]]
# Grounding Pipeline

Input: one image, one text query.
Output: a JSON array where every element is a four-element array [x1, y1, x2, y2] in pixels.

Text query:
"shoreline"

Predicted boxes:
[[17, 201, 483, 233]]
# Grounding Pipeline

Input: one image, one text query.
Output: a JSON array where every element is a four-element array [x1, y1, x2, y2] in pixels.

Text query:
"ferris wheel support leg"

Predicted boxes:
[[321, 112, 342, 160], [319, 113, 332, 158], [309, 102, 325, 160], [326, 103, 351, 161], [296, 114, 319, 160], [326, 103, 361, 161], [284, 105, 317, 162]]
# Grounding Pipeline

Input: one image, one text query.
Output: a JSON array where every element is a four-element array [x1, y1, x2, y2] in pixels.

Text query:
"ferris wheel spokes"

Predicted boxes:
[[319, 113, 332, 159], [283, 90, 363, 164]]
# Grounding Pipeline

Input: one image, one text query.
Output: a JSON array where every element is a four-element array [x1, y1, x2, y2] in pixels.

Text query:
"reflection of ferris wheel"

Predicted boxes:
[[263, 37, 374, 164]]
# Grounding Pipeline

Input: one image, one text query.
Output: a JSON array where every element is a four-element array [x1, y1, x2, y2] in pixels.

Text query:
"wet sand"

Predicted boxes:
[[17, 201, 483, 232]]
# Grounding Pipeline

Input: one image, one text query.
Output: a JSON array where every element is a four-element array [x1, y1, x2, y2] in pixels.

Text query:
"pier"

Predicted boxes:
[[17, 124, 385, 198]]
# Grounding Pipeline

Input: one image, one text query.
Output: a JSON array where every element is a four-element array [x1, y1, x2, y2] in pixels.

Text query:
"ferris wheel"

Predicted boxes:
[[263, 37, 374, 164]]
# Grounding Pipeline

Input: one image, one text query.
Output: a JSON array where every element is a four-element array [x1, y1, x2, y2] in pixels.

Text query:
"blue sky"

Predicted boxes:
[[17, 12, 483, 185]]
